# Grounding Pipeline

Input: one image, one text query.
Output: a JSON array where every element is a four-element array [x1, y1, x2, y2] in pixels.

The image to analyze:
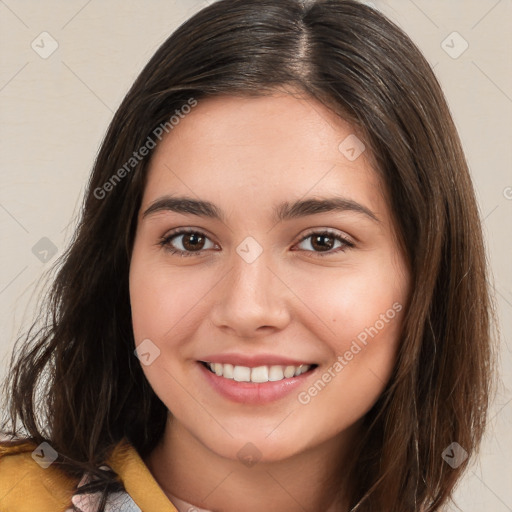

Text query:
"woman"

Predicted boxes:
[[0, 0, 495, 511]]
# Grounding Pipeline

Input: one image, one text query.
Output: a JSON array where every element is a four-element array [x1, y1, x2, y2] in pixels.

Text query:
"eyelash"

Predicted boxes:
[[158, 228, 355, 258]]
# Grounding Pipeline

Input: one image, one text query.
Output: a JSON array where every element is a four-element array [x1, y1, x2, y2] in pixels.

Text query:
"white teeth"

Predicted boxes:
[[233, 365, 251, 382], [205, 362, 312, 383], [284, 365, 296, 378], [268, 365, 284, 381], [251, 366, 269, 383], [223, 363, 234, 379]]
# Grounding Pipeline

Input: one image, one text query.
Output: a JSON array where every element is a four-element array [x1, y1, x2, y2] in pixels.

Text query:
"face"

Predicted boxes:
[[129, 90, 410, 463]]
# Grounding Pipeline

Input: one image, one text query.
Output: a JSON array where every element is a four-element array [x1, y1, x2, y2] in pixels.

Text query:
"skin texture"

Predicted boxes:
[[129, 91, 410, 512]]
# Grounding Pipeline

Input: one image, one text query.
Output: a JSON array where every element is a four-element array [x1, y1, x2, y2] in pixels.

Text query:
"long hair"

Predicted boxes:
[[1, 1, 496, 510]]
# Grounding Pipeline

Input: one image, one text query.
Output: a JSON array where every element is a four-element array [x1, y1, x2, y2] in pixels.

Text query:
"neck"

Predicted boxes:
[[144, 415, 359, 512]]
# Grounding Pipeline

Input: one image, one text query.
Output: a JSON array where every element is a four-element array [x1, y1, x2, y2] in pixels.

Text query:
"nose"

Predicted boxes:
[[209, 250, 292, 338]]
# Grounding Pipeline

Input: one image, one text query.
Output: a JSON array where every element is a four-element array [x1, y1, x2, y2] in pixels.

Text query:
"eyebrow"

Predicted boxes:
[[142, 195, 379, 224]]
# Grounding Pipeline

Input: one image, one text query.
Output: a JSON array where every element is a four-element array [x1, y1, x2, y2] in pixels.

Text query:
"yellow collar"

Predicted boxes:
[[106, 438, 179, 512]]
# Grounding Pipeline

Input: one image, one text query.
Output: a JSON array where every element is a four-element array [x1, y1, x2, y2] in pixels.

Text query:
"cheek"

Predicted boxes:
[[129, 252, 212, 342], [128, 250, 208, 414], [290, 257, 407, 432], [294, 258, 406, 352]]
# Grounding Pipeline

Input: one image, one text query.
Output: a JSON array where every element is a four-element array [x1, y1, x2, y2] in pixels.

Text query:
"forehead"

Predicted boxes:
[[143, 92, 384, 219]]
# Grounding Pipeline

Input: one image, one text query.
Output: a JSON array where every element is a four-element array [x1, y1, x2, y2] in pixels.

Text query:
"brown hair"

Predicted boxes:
[[1, 0, 496, 510]]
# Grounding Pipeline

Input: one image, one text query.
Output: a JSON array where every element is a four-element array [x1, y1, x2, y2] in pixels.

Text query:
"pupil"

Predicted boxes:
[[312, 234, 333, 251], [183, 233, 204, 251]]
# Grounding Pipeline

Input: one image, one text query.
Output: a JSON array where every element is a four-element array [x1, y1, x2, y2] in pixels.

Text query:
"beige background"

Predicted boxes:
[[0, 0, 511, 510]]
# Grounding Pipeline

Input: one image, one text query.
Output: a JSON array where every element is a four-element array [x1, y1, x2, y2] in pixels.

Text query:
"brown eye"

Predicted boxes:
[[310, 233, 335, 252], [159, 230, 216, 257], [294, 230, 355, 257], [181, 232, 206, 251]]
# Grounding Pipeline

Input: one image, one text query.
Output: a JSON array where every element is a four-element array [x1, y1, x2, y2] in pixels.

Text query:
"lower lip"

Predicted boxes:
[[198, 362, 317, 405]]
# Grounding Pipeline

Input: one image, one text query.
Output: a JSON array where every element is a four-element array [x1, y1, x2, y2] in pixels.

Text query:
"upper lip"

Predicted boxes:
[[199, 353, 316, 368]]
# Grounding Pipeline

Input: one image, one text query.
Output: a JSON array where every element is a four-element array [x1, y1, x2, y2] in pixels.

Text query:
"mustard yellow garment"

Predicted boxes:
[[0, 438, 178, 512]]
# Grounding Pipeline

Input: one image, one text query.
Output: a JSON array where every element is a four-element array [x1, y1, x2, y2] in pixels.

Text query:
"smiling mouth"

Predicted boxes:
[[199, 361, 318, 383]]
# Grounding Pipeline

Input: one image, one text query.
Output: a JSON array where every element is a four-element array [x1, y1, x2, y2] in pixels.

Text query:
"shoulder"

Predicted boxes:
[[0, 440, 78, 512]]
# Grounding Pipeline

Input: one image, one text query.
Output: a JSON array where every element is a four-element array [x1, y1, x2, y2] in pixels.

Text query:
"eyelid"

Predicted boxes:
[[294, 227, 355, 246]]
